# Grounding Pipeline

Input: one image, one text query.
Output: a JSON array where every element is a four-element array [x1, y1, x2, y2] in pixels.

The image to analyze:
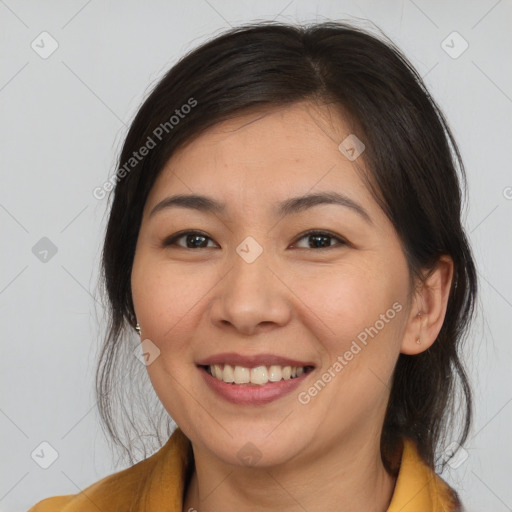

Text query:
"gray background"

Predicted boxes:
[[1, 1, 511, 511]]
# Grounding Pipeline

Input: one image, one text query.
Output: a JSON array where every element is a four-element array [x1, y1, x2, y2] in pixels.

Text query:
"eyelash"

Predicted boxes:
[[162, 229, 349, 250]]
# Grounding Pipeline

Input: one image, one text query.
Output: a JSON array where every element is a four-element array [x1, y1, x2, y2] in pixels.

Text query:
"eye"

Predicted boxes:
[[162, 230, 218, 249], [162, 229, 348, 250], [291, 230, 348, 249]]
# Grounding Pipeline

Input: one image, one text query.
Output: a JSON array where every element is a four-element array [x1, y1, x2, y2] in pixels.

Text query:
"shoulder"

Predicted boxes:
[[26, 453, 158, 512], [27, 428, 191, 512], [27, 495, 74, 511], [27, 495, 75, 511]]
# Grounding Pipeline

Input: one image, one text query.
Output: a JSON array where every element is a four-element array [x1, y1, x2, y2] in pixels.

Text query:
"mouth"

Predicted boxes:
[[195, 353, 317, 404], [199, 363, 315, 386], [197, 359, 316, 405]]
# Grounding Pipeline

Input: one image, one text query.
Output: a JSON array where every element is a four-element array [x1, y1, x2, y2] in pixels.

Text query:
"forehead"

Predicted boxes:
[[144, 102, 375, 218]]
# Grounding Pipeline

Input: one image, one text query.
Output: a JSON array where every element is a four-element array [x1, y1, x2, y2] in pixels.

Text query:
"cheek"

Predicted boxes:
[[131, 254, 193, 350], [299, 263, 408, 406], [132, 255, 227, 392], [286, 262, 407, 438], [131, 256, 215, 351], [299, 261, 405, 344], [131, 257, 211, 420]]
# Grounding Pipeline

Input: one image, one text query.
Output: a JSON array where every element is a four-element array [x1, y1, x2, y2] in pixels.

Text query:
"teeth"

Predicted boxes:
[[207, 364, 309, 385], [213, 364, 223, 380], [222, 364, 234, 383], [268, 365, 282, 382], [234, 365, 250, 384]]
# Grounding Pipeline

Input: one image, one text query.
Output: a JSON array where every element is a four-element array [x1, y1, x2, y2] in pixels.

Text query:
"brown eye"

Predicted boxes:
[[162, 231, 218, 249], [162, 229, 348, 251], [291, 230, 348, 249]]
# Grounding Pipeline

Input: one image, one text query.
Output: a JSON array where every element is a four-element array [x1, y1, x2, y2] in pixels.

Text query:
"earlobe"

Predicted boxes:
[[400, 255, 454, 355]]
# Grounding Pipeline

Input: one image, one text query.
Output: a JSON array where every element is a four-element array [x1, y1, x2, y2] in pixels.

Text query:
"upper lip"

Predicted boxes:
[[196, 352, 316, 369]]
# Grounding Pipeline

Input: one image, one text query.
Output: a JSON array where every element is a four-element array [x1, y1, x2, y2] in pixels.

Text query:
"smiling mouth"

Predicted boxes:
[[200, 363, 315, 386]]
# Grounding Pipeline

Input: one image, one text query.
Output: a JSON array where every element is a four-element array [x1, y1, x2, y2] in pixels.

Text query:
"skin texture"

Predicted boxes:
[[131, 101, 454, 512]]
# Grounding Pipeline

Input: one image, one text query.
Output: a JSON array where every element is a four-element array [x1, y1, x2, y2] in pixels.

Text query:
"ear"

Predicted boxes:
[[400, 255, 454, 355]]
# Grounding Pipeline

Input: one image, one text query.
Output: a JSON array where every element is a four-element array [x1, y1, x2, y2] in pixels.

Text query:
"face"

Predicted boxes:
[[131, 101, 414, 469]]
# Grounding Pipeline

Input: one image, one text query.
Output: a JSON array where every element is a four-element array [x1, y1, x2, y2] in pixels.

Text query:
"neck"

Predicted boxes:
[[182, 430, 397, 512]]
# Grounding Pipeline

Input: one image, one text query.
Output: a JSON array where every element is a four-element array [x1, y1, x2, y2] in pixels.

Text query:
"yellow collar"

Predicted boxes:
[[387, 437, 461, 511]]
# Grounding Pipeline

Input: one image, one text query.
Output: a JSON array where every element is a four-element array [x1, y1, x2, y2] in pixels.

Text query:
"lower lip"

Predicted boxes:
[[198, 366, 313, 405]]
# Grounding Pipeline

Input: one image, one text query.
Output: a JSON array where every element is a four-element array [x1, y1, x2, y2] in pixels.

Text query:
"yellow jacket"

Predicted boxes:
[[28, 427, 461, 511]]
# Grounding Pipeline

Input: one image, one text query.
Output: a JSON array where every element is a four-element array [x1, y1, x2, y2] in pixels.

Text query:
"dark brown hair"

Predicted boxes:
[[96, 20, 477, 474]]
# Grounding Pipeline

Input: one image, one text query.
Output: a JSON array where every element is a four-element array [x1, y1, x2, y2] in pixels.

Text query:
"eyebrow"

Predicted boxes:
[[149, 192, 372, 224]]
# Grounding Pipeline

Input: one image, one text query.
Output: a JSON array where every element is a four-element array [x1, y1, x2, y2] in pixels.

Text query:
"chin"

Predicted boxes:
[[202, 426, 308, 468]]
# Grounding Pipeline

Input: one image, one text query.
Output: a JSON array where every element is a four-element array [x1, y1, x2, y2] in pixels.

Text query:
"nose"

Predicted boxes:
[[209, 246, 292, 336]]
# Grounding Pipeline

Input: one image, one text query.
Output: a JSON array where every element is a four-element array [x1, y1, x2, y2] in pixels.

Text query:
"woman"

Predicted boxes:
[[29, 20, 477, 512]]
